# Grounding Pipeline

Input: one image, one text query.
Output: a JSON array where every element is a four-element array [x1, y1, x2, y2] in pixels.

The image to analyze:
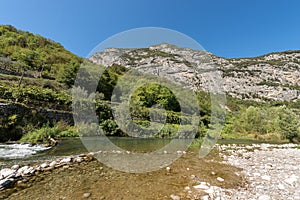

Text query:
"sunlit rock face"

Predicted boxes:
[[90, 44, 300, 102]]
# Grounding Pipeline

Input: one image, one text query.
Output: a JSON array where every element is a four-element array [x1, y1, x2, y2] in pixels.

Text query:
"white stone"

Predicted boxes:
[[0, 168, 15, 179], [258, 195, 271, 200], [204, 188, 214, 194], [184, 186, 190, 191], [74, 157, 83, 163], [217, 177, 224, 182], [170, 194, 180, 200], [17, 166, 29, 174], [60, 157, 72, 163], [261, 175, 271, 181], [277, 183, 285, 190], [193, 183, 209, 190], [40, 163, 48, 168], [201, 195, 209, 200], [23, 166, 35, 175], [253, 172, 261, 177], [83, 192, 91, 198], [49, 161, 57, 167], [166, 167, 171, 172], [284, 175, 298, 185], [11, 165, 20, 170]]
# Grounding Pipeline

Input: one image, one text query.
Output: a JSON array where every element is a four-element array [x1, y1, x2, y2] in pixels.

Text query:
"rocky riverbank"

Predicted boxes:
[[179, 143, 300, 200], [0, 153, 94, 192], [1, 143, 299, 199]]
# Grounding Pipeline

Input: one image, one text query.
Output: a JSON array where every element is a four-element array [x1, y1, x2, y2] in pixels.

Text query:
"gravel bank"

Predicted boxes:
[[184, 143, 300, 200]]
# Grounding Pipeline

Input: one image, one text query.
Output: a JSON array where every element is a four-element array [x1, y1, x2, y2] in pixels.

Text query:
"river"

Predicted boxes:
[[0, 137, 268, 170]]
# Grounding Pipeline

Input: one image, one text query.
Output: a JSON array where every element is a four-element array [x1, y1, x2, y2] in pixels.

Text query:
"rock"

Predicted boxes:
[[211, 171, 216, 175], [11, 165, 20, 170], [217, 177, 224, 182], [166, 167, 171, 172], [253, 172, 261, 177], [261, 175, 271, 181], [47, 137, 58, 147], [170, 194, 180, 200], [40, 163, 48, 168], [0, 168, 15, 179], [201, 195, 209, 200], [23, 167, 36, 175], [60, 157, 72, 164], [184, 186, 190, 191], [193, 183, 209, 190], [17, 166, 30, 175], [204, 188, 214, 194], [0, 178, 15, 190], [277, 183, 285, 190], [284, 175, 298, 185], [49, 161, 57, 167], [83, 192, 91, 198], [258, 195, 271, 200], [63, 165, 70, 169], [74, 157, 83, 163]]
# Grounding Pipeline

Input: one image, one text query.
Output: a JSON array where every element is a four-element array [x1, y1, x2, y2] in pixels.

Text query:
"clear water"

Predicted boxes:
[[0, 137, 269, 169], [0, 137, 173, 169]]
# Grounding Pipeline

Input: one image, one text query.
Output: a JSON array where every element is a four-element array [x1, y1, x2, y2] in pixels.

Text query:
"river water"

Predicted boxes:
[[0, 137, 177, 169], [0, 137, 268, 170]]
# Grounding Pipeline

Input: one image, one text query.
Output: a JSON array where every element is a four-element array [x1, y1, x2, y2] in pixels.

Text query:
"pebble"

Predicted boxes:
[[83, 192, 91, 198], [284, 175, 298, 185], [49, 161, 57, 167], [170, 194, 180, 200], [0, 168, 15, 179], [258, 195, 271, 200], [11, 165, 20, 170], [60, 157, 72, 164], [193, 182, 209, 190], [166, 167, 171, 172], [261, 175, 271, 181], [40, 163, 48, 168], [0, 154, 96, 191], [216, 177, 224, 182], [184, 143, 300, 199], [277, 183, 285, 190]]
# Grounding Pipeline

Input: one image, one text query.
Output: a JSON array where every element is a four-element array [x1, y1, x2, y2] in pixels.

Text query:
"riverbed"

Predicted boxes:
[[0, 138, 299, 199]]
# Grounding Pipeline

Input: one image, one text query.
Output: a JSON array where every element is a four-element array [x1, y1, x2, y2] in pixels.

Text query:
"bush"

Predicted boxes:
[[20, 123, 79, 143]]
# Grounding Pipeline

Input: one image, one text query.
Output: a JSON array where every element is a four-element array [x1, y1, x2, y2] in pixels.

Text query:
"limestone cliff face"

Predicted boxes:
[[89, 43, 300, 102]]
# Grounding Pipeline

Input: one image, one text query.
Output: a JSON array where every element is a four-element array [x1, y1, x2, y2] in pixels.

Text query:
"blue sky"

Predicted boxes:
[[1, 0, 299, 58]]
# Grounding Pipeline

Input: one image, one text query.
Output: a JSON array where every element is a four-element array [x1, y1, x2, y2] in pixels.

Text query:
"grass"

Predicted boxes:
[[20, 123, 78, 144]]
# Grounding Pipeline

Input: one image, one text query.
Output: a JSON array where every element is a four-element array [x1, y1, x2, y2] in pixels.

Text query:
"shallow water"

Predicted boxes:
[[0, 137, 269, 169]]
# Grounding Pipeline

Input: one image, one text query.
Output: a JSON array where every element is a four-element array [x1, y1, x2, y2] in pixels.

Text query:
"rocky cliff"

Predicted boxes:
[[89, 43, 300, 102]]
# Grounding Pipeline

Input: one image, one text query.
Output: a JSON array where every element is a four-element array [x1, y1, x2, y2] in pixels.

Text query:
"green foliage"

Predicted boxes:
[[97, 64, 128, 100], [0, 25, 83, 86], [222, 105, 300, 142], [100, 119, 124, 136], [20, 125, 61, 143], [20, 123, 78, 143], [0, 83, 71, 109]]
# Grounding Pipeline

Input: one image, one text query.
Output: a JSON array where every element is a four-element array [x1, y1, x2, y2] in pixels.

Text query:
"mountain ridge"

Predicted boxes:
[[90, 43, 300, 102]]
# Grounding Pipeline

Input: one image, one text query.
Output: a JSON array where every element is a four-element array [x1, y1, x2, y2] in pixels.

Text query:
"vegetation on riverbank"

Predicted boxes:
[[20, 122, 78, 143]]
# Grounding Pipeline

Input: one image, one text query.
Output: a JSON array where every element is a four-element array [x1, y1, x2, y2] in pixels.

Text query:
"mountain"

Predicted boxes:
[[89, 43, 300, 102]]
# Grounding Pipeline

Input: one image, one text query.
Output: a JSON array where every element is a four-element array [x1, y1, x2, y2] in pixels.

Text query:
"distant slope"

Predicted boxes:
[[90, 43, 300, 102], [0, 25, 82, 87]]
